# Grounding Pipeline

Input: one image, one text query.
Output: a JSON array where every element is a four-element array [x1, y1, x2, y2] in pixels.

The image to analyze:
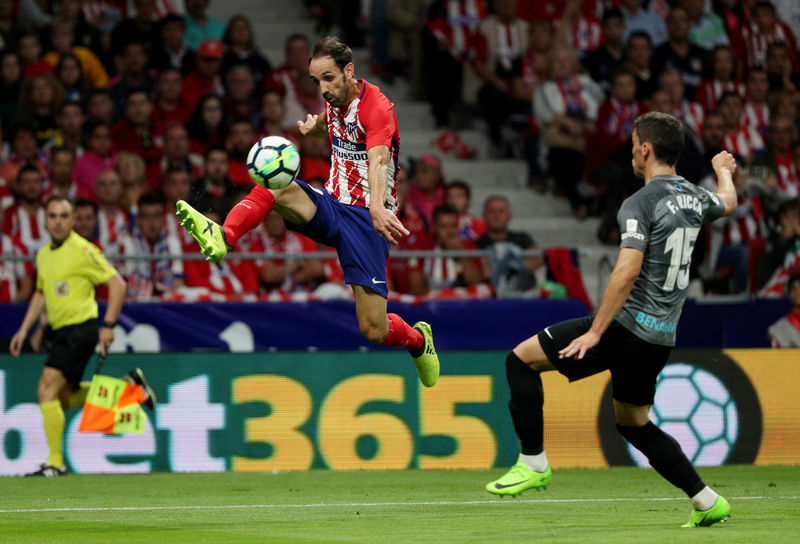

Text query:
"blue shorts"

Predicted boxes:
[[286, 179, 390, 297]]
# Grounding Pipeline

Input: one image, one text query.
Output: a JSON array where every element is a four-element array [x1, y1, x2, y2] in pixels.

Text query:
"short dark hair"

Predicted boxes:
[[138, 189, 166, 208], [45, 194, 74, 211], [601, 7, 623, 24], [446, 180, 471, 199], [51, 145, 75, 160], [16, 164, 42, 182], [160, 13, 185, 29], [125, 87, 150, 101], [610, 66, 636, 86], [433, 203, 459, 221], [204, 144, 229, 160], [311, 36, 353, 71], [633, 112, 685, 166], [753, 1, 776, 15], [718, 90, 743, 106], [626, 31, 652, 48]]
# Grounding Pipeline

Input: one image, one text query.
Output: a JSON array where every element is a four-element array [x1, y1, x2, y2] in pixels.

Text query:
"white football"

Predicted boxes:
[[246, 136, 301, 189]]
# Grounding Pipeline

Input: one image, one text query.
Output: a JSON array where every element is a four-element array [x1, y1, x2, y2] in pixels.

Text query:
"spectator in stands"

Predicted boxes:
[[385, 0, 425, 99], [422, 0, 484, 128], [74, 120, 115, 196], [555, 0, 602, 60], [85, 88, 114, 124], [221, 15, 271, 91], [625, 31, 658, 101], [155, 124, 203, 188], [108, 41, 158, 119], [620, 0, 668, 47], [695, 46, 744, 113], [94, 168, 133, 259], [0, 123, 49, 182], [53, 52, 89, 104], [713, 0, 747, 36], [683, 0, 729, 49], [771, 89, 800, 124], [73, 198, 99, 245], [743, 68, 771, 135], [161, 167, 193, 247], [0, 51, 22, 124], [470, 0, 529, 156], [720, 90, 765, 164], [152, 68, 191, 134], [225, 119, 256, 185], [389, 166, 427, 294], [55, 0, 103, 56], [44, 17, 108, 89], [654, 6, 706, 99], [186, 94, 227, 155], [44, 147, 87, 202], [759, 198, 800, 293], [407, 154, 445, 229], [298, 131, 330, 182], [182, 209, 245, 296], [257, 90, 294, 140], [150, 14, 196, 75], [0, 0, 23, 51], [445, 180, 486, 242], [115, 151, 148, 213], [56, 100, 84, 155], [181, 38, 224, 112], [408, 203, 485, 295], [17, 31, 52, 79], [110, 0, 159, 61], [764, 42, 800, 94], [584, 8, 626, 95], [183, 0, 225, 51], [189, 146, 236, 218], [517, 19, 552, 101], [127, 190, 185, 299], [111, 88, 163, 169], [660, 68, 704, 137], [2, 165, 46, 254], [252, 212, 325, 295], [222, 65, 259, 127], [0, 221, 34, 303], [768, 273, 800, 347], [476, 195, 541, 295], [533, 44, 602, 218], [731, 1, 798, 72], [751, 115, 800, 202], [15, 73, 64, 149]]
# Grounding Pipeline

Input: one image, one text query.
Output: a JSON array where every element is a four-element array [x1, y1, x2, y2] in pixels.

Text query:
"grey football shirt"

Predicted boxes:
[[615, 175, 726, 346]]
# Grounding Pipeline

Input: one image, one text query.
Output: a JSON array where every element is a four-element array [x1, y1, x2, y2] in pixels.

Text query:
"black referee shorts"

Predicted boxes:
[[45, 319, 99, 390], [537, 316, 671, 406]]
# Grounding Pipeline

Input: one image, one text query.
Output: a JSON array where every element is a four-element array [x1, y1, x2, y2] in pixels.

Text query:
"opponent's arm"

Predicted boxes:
[[9, 290, 46, 356], [711, 151, 738, 217], [367, 144, 409, 245], [98, 273, 125, 356], [297, 112, 328, 137], [558, 248, 644, 360]]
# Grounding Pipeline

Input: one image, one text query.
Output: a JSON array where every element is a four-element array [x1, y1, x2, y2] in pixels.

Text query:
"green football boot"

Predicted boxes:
[[486, 462, 552, 497], [681, 496, 731, 528], [411, 321, 439, 387], [176, 200, 231, 261]]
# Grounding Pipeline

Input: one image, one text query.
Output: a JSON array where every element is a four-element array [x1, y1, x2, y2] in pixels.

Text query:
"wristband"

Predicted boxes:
[[101, 321, 116, 329]]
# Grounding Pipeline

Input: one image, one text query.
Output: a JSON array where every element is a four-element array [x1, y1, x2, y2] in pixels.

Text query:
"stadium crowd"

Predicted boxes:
[[2, 0, 800, 305]]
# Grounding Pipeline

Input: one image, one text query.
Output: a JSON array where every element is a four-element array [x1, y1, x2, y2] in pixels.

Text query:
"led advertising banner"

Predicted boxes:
[[0, 350, 797, 475]]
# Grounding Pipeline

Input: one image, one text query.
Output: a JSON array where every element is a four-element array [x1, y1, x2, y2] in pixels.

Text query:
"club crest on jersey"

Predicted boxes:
[[345, 121, 359, 139]]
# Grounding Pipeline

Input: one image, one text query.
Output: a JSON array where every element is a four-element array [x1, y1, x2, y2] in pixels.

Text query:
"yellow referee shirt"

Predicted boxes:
[[36, 231, 117, 330]]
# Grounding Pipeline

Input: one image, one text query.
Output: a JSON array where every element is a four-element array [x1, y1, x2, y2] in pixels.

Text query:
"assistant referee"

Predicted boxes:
[[10, 194, 126, 477]]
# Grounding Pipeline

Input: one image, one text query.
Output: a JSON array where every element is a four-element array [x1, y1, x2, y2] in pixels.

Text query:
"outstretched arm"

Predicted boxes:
[[297, 112, 328, 137], [558, 248, 644, 359], [711, 151, 738, 217]]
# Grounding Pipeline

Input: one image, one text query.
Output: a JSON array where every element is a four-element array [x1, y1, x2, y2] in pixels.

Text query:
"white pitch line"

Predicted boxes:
[[0, 496, 797, 514]]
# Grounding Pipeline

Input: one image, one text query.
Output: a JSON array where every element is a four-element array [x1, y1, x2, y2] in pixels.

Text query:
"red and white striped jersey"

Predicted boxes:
[[245, 225, 320, 294], [97, 207, 133, 259], [742, 102, 770, 134], [427, 0, 487, 61], [0, 234, 34, 303], [694, 79, 745, 112], [773, 152, 800, 197], [0, 178, 12, 211], [674, 100, 704, 136], [724, 195, 765, 246], [2, 205, 47, 254], [724, 126, 765, 163], [325, 80, 399, 214], [409, 239, 481, 291], [554, 16, 603, 57], [732, 20, 798, 69]]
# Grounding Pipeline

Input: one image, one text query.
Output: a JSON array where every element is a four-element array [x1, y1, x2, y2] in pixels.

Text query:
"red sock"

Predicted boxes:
[[383, 313, 424, 353], [223, 186, 275, 246]]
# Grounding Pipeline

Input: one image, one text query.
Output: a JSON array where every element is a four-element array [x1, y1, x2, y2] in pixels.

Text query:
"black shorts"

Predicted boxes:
[[45, 319, 98, 390], [537, 316, 671, 406]]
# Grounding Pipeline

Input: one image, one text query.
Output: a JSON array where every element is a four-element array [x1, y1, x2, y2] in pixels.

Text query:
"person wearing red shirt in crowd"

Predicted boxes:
[[74, 120, 115, 196], [161, 167, 195, 250], [187, 146, 236, 218], [94, 169, 134, 261], [720, 90, 765, 164], [388, 166, 428, 294], [751, 115, 800, 197], [659, 68, 704, 138], [730, 1, 798, 72], [152, 124, 203, 189], [186, 94, 226, 156], [111, 88, 164, 170], [17, 32, 53, 79], [407, 154, 445, 229], [225, 118, 257, 185], [445, 180, 486, 242], [0, 226, 34, 303], [115, 151, 148, 214], [768, 273, 800, 347], [152, 68, 192, 134], [182, 209, 249, 297], [221, 64, 259, 126], [408, 203, 485, 295], [743, 68, 771, 135], [554, 0, 603, 60], [107, 41, 157, 120], [695, 46, 745, 113], [0, 124, 49, 184], [73, 198, 100, 247], [3, 165, 47, 255], [181, 38, 224, 113], [43, 147, 90, 202]]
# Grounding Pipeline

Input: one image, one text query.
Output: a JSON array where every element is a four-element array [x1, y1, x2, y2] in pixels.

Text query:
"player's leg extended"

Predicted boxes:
[[34, 367, 69, 474], [176, 182, 316, 261], [352, 285, 438, 387], [486, 335, 555, 496], [614, 401, 730, 527]]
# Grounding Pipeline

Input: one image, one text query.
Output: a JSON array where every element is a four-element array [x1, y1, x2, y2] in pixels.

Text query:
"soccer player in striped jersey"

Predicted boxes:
[[175, 36, 439, 387]]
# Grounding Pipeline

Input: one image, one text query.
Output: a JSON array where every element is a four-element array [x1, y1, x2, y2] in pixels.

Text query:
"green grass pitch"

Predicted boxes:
[[0, 466, 797, 543]]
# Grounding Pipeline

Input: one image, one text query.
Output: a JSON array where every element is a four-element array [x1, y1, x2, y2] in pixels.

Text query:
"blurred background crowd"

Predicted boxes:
[[2, 0, 800, 306]]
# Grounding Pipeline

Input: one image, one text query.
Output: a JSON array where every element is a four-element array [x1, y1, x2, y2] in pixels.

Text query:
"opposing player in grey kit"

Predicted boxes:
[[485, 112, 738, 528]]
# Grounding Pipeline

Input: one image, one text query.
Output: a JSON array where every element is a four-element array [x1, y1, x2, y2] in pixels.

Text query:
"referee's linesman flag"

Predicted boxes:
[[79, 375, 147, 434]]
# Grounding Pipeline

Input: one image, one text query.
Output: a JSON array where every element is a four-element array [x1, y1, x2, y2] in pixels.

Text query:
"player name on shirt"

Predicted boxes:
[[666, 194, 703, 215]]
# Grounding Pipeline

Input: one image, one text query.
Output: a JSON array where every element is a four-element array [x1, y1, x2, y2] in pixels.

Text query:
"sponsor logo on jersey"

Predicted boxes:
[[635, 311, 677, 333], [331, 135, 368, 161], [622, 219, 645, 240]]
